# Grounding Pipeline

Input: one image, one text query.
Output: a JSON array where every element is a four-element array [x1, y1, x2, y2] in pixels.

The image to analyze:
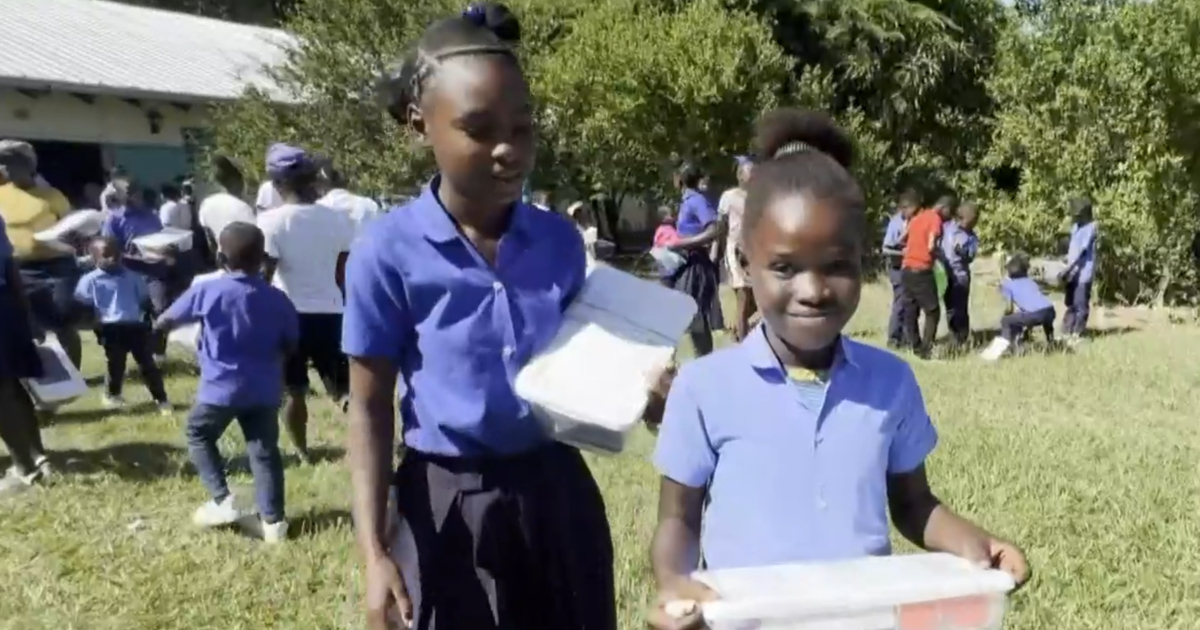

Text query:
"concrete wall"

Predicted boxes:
[[0, 87, 210, 148]]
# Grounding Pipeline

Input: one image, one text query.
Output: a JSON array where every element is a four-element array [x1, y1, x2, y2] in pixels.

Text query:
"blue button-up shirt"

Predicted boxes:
[[676, 188, 717, 238], [162, 272, 299, 408], [74, 267, 149, 324], [940, 221, 979, 281], [341, 177, 588, 457], [1067, 221, 1098, 283], [1001, 277, 1053, 313], [654, 327, 938, 570], [882, 212, 905, 249], [102, 206, 164, 254]]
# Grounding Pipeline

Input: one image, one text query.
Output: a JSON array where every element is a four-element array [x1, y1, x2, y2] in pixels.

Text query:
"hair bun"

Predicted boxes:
[[463, 2, 521, 44], [753, 108, 853, 169]]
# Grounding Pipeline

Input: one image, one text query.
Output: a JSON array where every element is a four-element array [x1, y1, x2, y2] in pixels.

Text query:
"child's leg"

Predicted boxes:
[[310, 314, 348, 402], [1062, 279, 1078, 335], [887, 269, 906, 347], [236, 406, 286, 524], [184, 404, 236, 502], [1072, 281, 1093, 336], [0, 379, 40, 474], [1040, 308, 1057, 342], [128, 325, 169, 404], [100, 325, 130, 398], [283, 317, 313, 462]]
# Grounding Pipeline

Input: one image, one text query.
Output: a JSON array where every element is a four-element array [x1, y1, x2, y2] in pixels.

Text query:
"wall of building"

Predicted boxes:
[[0, 87, 210, 147]]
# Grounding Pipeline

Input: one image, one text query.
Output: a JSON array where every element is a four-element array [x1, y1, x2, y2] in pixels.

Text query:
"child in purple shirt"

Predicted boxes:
[[981, 252, 1056, 361], [154, 222, 299, 543]]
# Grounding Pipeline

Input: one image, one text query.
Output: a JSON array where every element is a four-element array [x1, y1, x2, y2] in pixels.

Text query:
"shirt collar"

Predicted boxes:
[[742, 324, 859, 381], [682, 188, 702, 202], [413, 175, 531, 244]]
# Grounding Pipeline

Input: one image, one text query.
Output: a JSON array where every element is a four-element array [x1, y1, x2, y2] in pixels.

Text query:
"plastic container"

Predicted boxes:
[[695, 553, 1016, 630], [515, 264, 697, 454], [33, 209, 104, 245], [132, 227, 193, 256], [21, 335, 87, 410]]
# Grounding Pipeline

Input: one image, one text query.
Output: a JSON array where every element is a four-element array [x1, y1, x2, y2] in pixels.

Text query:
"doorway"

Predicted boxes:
[[28, 140, 105, 208]]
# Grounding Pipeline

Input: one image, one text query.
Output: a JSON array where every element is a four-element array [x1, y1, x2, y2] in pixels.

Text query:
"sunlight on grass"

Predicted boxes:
[[1, 281, 1199, 630]]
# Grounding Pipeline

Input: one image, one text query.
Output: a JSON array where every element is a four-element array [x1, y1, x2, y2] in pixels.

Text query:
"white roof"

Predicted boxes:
[[0, 0, 293, 102]]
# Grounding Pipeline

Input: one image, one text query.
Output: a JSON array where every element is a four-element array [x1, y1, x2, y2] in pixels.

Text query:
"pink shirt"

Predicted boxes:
[[654, 224, 680, 247]]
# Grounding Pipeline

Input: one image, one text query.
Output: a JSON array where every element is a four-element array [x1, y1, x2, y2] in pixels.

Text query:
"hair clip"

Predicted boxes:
[[462, 3, 486, 25], [774, 141, 814, 158]]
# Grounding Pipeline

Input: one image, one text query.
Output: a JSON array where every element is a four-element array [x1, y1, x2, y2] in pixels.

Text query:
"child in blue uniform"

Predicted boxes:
[[647, 109, 1030, 630], [343, 4, 620, 630], [981, 252, 1056, 361]]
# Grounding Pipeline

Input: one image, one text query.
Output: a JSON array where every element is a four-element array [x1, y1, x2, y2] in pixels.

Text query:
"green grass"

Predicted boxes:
[[3, 280, 1200, 630]]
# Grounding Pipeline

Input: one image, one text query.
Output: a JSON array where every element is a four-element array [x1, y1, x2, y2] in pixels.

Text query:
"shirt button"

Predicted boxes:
[[492, 281, 504, 292], [502, 346, 514, 359], [816, 494, 827, 510]]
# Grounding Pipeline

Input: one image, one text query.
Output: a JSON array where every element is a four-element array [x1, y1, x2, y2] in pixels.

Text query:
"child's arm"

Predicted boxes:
[[73, 273, 94, 305], [153, 284, 202, 333], [885, 372, 1030, 587]]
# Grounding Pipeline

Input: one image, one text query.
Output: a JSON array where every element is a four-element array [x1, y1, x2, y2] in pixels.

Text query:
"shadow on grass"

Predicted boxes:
[[34, 442, 189, 482], [226, 446, 346, 475], [43, 402, 160, 427], [291, 509, 353, 538]]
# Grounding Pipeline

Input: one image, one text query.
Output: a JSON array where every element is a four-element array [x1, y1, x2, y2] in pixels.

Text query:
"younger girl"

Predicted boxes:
[[343, 4, 621, 629], [1061, 197, 1098, 344], [666, 163, 724, 357], [647, 109, 1029, 630]]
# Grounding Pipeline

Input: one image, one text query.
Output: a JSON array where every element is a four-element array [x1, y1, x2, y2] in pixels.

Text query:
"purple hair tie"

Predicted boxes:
[[462, 3, 486, 25]]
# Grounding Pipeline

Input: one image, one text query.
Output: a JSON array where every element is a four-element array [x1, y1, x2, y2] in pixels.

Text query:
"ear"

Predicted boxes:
[[408, 104, 429, 146]]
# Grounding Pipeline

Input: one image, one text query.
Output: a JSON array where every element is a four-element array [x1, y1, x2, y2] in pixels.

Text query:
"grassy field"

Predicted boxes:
[[2, 279, 1200, 630]]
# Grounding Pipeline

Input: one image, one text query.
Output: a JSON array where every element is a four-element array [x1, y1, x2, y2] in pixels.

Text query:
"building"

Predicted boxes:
[[0, 0, 289, 205]]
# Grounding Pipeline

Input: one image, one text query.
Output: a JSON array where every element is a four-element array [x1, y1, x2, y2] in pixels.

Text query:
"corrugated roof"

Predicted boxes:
[[0, 0, 293, 102]]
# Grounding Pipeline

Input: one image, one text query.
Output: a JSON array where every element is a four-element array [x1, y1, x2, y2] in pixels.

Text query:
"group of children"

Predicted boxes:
[[881, 191, 1099, 360]]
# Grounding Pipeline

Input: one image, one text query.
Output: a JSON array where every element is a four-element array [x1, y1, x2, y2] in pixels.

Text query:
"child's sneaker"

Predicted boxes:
[[979, 337, 1011, 362], [156, 401, 174, 417], [192, 495, 241, 528], [102, 394, 126, 409], [244, 518, 289, 544]]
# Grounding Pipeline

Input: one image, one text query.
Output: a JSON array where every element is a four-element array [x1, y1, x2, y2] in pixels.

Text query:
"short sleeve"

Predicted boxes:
[[74, 273, 94, 303], [653, 374, 718, 488], [342, 232, 412, 364], [887, 366, 939, 474], [162, 283, 204, 324]]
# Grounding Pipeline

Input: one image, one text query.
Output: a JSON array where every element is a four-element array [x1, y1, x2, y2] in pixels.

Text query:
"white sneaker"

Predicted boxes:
[[102, 395, 126, 409], [192, 495, 241, 528], [156, 401, 174, 417], [244, 518, 289, 544], [153, 354, 167, 366], [0, 467, 41, 498], [980, 337, 1011, 362]]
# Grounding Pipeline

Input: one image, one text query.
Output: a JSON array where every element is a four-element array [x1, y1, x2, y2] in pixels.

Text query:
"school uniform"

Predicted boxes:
[[0, 215, 43, 382], [161, 272, 299, 524], [341, 178, 615, 630], [257, 200, 355, 399], [940, 221, 978, 345], [654, 326, 938, 569], [1063, 221, 1098, 336], [999, 277, 1055, 342], [669, 188, 725, 334], [102, 206, 195, 318], [881, 212, 907, 346], [74, 267, 167, 402]]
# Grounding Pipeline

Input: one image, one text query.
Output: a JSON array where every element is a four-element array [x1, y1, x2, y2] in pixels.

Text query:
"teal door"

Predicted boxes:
[[110, 145, 189, 189]]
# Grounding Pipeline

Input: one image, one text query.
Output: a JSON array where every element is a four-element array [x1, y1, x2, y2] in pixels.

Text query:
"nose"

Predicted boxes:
[[791, 271, 830, 305]]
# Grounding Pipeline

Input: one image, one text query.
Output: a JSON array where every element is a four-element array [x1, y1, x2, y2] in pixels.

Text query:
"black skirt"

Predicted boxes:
[[0, 283, 44, 381], [669, 251, 725, 334], [391, 443, 616, 630]]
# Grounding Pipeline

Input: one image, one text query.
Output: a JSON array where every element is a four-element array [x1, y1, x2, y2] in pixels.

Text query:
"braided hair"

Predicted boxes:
[[377, 3, 521, 123]]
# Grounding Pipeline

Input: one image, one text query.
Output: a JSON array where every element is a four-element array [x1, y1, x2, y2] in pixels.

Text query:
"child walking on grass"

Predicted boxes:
[[647, 108, 1030, 630], [154, 222, 299, 543], [75, 236, 171, 414], [981, 252, 1056, 361]]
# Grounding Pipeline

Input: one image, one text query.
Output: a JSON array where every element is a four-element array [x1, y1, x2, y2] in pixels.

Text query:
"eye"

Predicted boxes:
[[769, 260, 797, 277]]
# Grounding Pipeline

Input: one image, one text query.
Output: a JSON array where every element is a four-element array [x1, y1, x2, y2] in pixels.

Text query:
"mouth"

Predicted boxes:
[[787, 308, 837, 320]]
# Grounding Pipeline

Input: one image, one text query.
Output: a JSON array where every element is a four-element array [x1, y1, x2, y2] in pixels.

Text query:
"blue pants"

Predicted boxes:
[[942, 275, 971, 345], [1062, 279, 1093, 336], [887, 268, 907, 346], [185, 403, 285, 523], [1001, 307, 1056, 342]]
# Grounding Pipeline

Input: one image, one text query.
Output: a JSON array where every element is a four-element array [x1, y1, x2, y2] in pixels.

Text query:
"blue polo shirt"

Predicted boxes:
[[654, 326, 939, 570], [341, 177, 587, 457], [676, 188, 717, 238], [1067, 221, 1098, 283], [1001, 277, 1053, 313], [941, 221, 979, 281], [162, 272, 299, 408], [74, 267, 149, 324], [102, 206, 164, 253]]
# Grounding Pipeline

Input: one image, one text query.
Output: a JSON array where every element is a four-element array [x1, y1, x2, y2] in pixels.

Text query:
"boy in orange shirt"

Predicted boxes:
[[900, 196, 953, 358]]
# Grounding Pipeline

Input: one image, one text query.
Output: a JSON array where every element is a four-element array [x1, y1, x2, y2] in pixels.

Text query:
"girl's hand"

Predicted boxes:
[[956, 535, 1031, 591], [647, 575, 718, 630], [365, 553, 413, 629], [643, 362, 677, 431]]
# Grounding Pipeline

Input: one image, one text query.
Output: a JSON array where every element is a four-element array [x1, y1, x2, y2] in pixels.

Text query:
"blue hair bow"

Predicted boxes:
[[462, 3, 486, 25]]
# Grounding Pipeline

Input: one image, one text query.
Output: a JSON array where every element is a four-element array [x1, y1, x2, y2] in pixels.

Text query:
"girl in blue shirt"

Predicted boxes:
[[342, 4, 620, 630], [648, 109, 1030, 630], [665, 163, 725, 357]]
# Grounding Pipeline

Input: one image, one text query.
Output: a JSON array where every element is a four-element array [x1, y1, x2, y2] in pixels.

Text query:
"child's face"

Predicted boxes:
[[745, 192, 863, 352], [91, 240, 121, 271], [416, 56, 534, 212]]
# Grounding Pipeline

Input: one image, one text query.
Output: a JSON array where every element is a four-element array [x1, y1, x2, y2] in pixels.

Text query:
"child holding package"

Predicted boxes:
[[647, 109, 1030, 630], [75, 236, 171, 413], [980, 252, 1056, 361], [651, 205, 686, 279], [154, 222, 299, 543]]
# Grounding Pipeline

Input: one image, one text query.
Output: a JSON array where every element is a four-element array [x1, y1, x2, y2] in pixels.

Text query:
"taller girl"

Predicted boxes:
[[342, 4, 616, 630]]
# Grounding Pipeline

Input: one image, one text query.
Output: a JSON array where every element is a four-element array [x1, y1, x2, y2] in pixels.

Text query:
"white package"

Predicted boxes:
[[33, 209, 105, 249], [132, 227, 193, 255], [21, 335, 87, 410], [649, 247, 686, 276], [167, 270, 226, 355], [515, 265, 697, 454], [696, 553, 1016, 630]]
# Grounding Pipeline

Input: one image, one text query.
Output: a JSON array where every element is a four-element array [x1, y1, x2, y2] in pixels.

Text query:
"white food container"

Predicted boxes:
[[33, 209, 105, 252], [695, 553, 1016, 630], [132, 227, 193, 256], [21, 335, 87, 410], [515, 264, 697, 454]]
